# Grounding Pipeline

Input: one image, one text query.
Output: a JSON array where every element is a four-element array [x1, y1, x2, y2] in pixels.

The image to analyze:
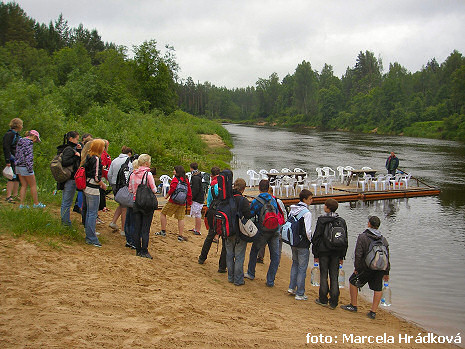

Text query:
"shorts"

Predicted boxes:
[[161, 201, 186, 220], [190, 201, 203, 218], [15, 166, 34, 177], [349, 270, 385, 292]]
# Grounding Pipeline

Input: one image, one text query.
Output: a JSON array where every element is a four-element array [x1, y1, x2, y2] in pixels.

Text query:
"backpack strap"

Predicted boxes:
[[293, 208, 309, 221]]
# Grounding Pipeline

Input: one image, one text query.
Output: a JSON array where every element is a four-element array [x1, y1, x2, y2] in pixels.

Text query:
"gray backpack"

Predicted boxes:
[[365, 235, 389, 270]]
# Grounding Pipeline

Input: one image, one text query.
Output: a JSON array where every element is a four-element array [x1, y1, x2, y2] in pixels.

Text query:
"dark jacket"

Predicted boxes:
[[190, 171, 204, 204], [56, 141, 81, 178], [84, 155, 103, 188], [2, 129, 20, 164], [311, 213, 348, 259], [385, 156, 399, 172], [354, 229, 390, 275], [233, 189, 253, 240]]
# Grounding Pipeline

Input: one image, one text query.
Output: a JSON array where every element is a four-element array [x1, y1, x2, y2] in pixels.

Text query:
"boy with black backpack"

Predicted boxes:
[[312, 198, 348, 309], [341, 216, 390, 319], [245, 179, 281, 287]]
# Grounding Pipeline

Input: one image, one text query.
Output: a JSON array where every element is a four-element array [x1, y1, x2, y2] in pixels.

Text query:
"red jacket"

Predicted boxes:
[[167, 176, 192, 206], [101, 150, 112, 179]]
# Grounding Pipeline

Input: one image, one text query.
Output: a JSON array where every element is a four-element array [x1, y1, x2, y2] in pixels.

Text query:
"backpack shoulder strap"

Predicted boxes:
[[255, 196, 266, 206], [294, 208, 309, 221]]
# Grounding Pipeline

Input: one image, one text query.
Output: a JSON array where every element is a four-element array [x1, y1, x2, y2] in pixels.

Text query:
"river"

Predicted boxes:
[[223, 123, 465, 339]]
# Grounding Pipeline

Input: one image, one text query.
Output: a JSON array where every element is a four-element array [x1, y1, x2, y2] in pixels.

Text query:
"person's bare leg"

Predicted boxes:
[[371, 290, 382, 312], [12, 181, 19, 197], [111, 205, 122, 224], [18, 175, 28, 205], [349, 283, 358, 306], [120, 207, 127, 230], [160, 212, 167, 230], [27, 175, 39, 205], [178, 219, 184, 236], [195, 217, 201, 232]]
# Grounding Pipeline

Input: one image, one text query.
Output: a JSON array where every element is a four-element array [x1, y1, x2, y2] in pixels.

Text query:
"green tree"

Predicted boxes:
[[0, 2, 35, 46], [293, 60, 318, 119]]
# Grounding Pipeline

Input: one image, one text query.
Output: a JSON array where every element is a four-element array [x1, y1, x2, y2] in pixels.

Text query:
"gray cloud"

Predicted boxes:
[[17, 0, 465, 88]]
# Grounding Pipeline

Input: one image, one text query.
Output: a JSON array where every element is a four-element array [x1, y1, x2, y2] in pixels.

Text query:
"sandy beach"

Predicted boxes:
[[0, 203, 458, 348]]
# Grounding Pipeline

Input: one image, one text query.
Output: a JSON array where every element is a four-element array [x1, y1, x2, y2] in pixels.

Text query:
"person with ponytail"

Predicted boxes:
[[56, 131, 81, 225]]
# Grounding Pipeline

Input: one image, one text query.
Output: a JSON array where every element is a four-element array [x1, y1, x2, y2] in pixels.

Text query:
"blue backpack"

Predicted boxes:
[[171, 178, 188, 204], [281, 208, 309, 246]]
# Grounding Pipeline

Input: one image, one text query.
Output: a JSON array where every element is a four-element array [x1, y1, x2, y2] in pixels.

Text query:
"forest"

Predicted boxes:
[[0, 2, 231, 189]]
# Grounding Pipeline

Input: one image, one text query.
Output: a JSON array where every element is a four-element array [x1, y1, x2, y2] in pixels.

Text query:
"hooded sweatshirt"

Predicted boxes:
[[107, 153, 131, 186], [128, 166, 156, 200], [311, 212, 348, 259], [288, 202, 313, 249], [354, 228, 390, 274]]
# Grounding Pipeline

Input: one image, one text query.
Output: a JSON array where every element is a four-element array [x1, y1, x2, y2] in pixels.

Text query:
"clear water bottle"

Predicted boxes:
[[311, 262, 320, 286], [338, 264, 345, 288], [381, 282, 392, 306]]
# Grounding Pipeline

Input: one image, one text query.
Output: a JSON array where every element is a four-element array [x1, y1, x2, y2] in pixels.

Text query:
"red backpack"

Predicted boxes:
[[74, 167, 87, 190], [256, 196, 279, 233]]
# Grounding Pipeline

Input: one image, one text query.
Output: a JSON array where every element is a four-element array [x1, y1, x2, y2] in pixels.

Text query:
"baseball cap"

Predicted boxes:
[[29, 130, 41, 142]]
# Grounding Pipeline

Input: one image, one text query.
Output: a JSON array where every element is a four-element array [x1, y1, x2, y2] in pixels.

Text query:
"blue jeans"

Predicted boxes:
[[289, 247, 310, 297], [124, 207, 135, 246], [84, 193, 100, 245], [61, 179, 76, 225], [225, 236, 248, 285], [247, 231, 281, 286]]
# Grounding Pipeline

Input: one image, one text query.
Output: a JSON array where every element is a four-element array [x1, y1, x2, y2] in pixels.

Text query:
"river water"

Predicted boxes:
[[223, 123, 465, 339]]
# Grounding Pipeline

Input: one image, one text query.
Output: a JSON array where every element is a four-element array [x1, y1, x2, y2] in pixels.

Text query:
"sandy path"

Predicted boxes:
[[0, 207, 456, 348]]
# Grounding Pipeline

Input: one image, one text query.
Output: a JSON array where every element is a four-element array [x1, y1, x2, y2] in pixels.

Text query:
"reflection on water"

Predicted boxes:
[[224, 123, 465, 338]]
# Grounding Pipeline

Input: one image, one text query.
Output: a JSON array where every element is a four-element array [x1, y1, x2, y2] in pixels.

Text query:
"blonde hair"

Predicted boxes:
[[9, 118, 23, 130], [137, 154, 151, 167], [103, 139, 109, 151], [89, 139, 105, 157], [80, 140, 93, 166], [132, 159, 140, 170]]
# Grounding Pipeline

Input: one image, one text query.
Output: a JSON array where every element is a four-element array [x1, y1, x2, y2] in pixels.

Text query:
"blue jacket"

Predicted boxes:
[[250, 192, 278, 217]]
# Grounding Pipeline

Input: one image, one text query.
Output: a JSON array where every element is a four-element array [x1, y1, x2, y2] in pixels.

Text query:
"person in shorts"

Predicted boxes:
[[156, 165, 192, 242], [341, 216, 390, 319], [2, 118, 23, 203], [188, 162, 204, 235]]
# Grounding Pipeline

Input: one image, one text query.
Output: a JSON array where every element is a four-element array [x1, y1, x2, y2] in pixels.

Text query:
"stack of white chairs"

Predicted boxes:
[[390, 173, 402, 190], [280, 176, 296, 197], [322, 167, 336, 180], [268, 168, 280, 193], [315, 167, 324, 180], [384, 174, 393, 190], [281, 168, 292, 173], [159, 175, 171, 196], [344, 166, 355, 183], [259, 169, 268, 180], [246, 170, 260, 188], [372, 175, 386, 191], [336, 166, 346, 183], [357, 174, 372, 191], [311, 178, 323, 195]]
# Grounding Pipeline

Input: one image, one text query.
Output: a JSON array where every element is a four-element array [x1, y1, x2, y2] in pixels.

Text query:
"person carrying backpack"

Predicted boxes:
[[3, 118, 23, 203], [286, 189, 313, 300], [188, 162, 204, 236], [341, 215, 390, 319], [56, 131, 82, 226], [245, 179, 280, 287], [312, 198, 348, 309], [156, 165, 192, 242], [107, 146, 133, 235]]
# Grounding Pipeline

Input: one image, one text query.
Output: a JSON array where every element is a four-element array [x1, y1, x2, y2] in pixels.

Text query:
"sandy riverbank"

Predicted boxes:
[[0, 204, 457, 348]]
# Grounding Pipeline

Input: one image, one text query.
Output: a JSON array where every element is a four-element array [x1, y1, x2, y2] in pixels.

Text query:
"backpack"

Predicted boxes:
[[213, 197, 238, 239], [236, 194, 258, 242], [170, 177, 188, 204], [74, 167, 87, 190], [216, 169, 233, 201], [256, 196, 279, 233], [134, 171, 158, 213], [114, 157, 131, 194], [281, 207, 309, 246], [365, 235, 389, 271], [323, 217, 348, 250], [201, 172, 210, 196], [50, 148, 73, 183]]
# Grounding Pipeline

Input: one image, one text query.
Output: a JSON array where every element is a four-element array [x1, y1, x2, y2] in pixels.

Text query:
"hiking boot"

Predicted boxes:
[[178, 235, 188, 242], [198, 257, 205, 265], [155, 230, 166, 237], [244, 273, 254, 280], [340, 304, 358, 312], [367, 311, 376, 319], [287, 288, 296, 295], [315, 299, 328, 307], [109, 222, 118, 230], [295, 294, 308, 301]]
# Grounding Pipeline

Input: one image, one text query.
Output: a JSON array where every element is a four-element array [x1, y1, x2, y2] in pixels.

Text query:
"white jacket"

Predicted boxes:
[[107, 154, 131, 186], [289, 202, 313, 241]]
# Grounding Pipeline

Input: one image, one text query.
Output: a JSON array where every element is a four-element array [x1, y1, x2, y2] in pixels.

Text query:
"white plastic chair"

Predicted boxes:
[[390, 174, 402, 190], [322, 177, 334, 194], [336, 166, 346, 183], [400, 173, 412, 189], [373, 175, 386, 191], [269, 169, 279, 173], [259, 169, 268, 180], [322, 167, 336, 180], [357, 174, 372, 191], [246, 170, 260, 188], [270, 178, 281, 196], [280, 176, 296, 197], [281, 168, 291, 173], [315, 167, 324, 180], [383, 174, 393, 190], [311, 178, 323, 195], [293, 168, 307, 189], [159, 175, 171, 196]]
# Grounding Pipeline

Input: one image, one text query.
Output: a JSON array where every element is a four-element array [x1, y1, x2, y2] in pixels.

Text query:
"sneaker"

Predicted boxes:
[[86, 241, 102, 248], [218, 268, 227, 273], [193, 230, 201, 235], [367, 311, 376, 319], [287, 288, 296, 295], [295, 294, 308, 301], [257, 257, 264, 264], [212, 237, 219, 244], [109, 222, 118, 230], [96, 217, 104, 224], [155, 230, 166, 237], [19, 204, 30, 209], [234, 282, 245, 286], [33, 202, 46, 208], [177, 235, 188, 242], [120, 230, 125, 236], [73, 205, 81, 213], [95, 232, 100, 236], [328, 303, 337, 310], [315, 298, 328, 307], [125, 243, 136, 249], [244, 273, 254, 280], [141, 252, 153, 259], [198, 257, 205, 265], [340, 304, 358, 312], [266, 283, 274, 288]]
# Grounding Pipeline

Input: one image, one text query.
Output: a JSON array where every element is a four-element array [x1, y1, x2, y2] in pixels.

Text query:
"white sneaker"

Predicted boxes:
[[287, 288, 296, 295], [244, 273, 254, 280], [295, 294, 308, 301], [109, 222, 118, 230], [95, 232, 100, 236], [120, 231, 125, 236]]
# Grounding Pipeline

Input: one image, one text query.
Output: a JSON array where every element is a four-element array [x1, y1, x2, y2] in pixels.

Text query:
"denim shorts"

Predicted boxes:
[[15, 166, 34, 176]]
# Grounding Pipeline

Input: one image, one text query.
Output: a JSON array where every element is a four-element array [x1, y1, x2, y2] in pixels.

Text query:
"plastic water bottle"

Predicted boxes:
[[381, 282, 392, 306], [338, 264, 345, 288], [311, 262, 320, 286]]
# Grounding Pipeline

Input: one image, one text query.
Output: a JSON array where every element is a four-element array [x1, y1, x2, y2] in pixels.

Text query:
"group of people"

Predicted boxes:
[[198, 173, 390, 320]]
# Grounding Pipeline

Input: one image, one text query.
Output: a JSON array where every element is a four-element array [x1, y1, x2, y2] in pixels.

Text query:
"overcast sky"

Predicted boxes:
[[15, 0, 465, 88]]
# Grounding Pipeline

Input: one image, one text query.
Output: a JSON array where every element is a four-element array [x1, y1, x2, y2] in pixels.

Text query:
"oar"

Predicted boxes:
[[397, 168, 433, 188]]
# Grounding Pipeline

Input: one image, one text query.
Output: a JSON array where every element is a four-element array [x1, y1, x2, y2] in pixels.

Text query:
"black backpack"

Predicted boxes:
[[323, 217, 348, 250], [213, 197, 238, 239], [114, 157, 131, 194], [216, 169, 233, 201], [201, 172, 210, 196], [134, 171, 158, 214]]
